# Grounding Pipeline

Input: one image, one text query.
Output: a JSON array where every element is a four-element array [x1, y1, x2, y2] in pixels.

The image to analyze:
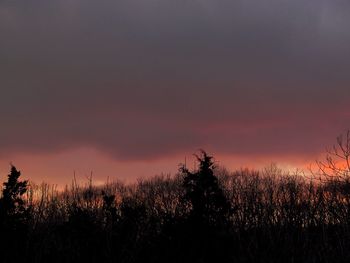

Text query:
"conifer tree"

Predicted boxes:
[[0, 165, 29, 228], [180, 151, 231, 227]]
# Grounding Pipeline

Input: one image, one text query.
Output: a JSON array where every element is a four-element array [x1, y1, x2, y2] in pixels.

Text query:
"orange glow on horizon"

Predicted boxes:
[[0, 148, 321, 187]]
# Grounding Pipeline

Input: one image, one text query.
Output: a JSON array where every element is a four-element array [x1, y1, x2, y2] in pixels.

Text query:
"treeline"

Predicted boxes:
[[1, 151, 350, 262]]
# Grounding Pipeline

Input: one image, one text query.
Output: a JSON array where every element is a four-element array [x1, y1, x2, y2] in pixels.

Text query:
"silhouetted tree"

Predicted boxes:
[[102, 190, 119, 226], [180, 151, 231, 227], [0, 165, 29, 228], [0, 165, 29, 263], [316, 130, 350, 181]]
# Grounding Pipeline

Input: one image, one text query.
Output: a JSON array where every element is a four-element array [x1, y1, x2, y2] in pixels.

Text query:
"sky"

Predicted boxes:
[[1, 0, 350, 185]]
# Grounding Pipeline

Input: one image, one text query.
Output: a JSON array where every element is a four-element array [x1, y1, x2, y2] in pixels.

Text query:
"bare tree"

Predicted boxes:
[[316, 130, 350, 180]]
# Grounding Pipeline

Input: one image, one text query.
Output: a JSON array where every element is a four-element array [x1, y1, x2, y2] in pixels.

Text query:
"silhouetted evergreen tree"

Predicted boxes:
[[175, 151, 233, 263], [0, 165, 29, 228], [181, 151, 231, 227], [0, 165, 29, 263]]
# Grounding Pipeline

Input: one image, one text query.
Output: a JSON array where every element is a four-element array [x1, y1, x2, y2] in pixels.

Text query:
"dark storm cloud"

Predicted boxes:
[[0, 0, 350, 160]]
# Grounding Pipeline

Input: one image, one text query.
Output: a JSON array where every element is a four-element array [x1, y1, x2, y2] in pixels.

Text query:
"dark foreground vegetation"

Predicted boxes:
[[2, 133, 350, 263]]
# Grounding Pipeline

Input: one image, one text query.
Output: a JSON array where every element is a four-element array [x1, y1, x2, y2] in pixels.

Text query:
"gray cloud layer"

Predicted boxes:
[[1, 0, 350, 160]]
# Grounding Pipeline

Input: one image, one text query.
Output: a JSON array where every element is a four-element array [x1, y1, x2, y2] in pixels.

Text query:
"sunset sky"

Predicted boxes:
[[1, 0, 350, 185]]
